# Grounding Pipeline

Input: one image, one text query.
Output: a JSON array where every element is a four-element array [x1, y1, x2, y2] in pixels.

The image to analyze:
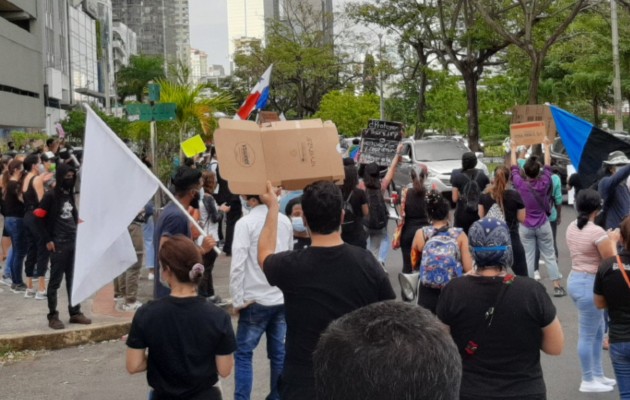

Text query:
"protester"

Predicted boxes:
[[479, 165, 527, 276], [285, 197, 310, 250], [595, 216, 630, 399], [2, 159, 27, 292], [510, 139, 566, 296], [598, 151, 630, 230], [566, 189, 617, 393], [534, 165, 563, 280], [113, 213, 147, 312], [230, 193, 292, 400], [451, 152, 489, 234], [412, 190, 473, 313], [340, 159, 368, 248], [214, 162, 241, 256], [313, 301, 462, 400], [33, 162, 91, 329], [126, 235, 236, 400], [567, 172, 584, 205], [22, 154, 50, 298], [437, 218, 564, 400], [257, 180, 396, 399], [153, 167, 216, 299], [397, 165, 430, 273]]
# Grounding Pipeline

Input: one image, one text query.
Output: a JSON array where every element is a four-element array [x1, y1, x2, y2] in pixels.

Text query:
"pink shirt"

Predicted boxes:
[[566, 221, 608, 274]]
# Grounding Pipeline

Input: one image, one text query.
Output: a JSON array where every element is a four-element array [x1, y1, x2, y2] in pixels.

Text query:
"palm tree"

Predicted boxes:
[[116, 55, 165, 103]]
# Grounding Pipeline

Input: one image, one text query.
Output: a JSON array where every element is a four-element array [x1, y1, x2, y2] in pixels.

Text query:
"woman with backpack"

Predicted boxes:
[[478, 166, 527, 276], [436, 218, 564, 400], [412, 190, 473, 313], [566, 189, 618, 393], [451, 152, 489, 234], [341, 158, 369, 248]]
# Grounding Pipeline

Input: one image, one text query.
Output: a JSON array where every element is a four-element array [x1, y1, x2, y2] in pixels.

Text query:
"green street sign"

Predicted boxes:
[[125, 103, 176, 122], [148, 83, 161, 102]]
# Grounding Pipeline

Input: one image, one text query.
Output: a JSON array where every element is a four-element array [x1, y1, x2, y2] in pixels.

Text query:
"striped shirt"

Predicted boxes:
[[566, 220, 608, 274]]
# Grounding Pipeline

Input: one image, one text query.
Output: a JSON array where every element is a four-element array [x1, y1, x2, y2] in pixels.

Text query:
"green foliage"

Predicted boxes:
[[424, 71, 467, 135], [8, 132, 49, 150], [362, 54, 377, 95], [116, 55, 165, 103], [314, 91, 380, 137]]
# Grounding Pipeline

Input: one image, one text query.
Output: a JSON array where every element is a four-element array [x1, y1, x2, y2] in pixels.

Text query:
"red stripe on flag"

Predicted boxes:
[[237, 92, 262, 120]]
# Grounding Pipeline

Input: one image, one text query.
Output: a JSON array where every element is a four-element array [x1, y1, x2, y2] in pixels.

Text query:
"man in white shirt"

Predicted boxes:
[[230, 194, 293, 400]]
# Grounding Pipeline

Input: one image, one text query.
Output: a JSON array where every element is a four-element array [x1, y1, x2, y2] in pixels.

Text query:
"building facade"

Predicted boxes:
[[190, 48, 208, 84], [112, 21, 137, 72]]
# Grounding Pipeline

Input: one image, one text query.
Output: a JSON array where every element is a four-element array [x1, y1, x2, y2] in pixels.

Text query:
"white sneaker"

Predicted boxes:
[[24, 288, 36, 298], [595, 376, 617, 386], [121, 301, 143, 312], [579, 380, 614, 393], [147, 272, 154, 281], [534, 270, 541, 281], [0, 277, 12, 286], [35, 290, 47, 300]]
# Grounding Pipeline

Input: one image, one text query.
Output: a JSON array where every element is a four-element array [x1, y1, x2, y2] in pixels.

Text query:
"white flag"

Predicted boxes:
[[71, 106, 160, 305]]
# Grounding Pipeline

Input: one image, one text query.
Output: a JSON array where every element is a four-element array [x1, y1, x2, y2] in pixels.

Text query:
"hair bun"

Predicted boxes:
[[189, 263, 205, 281]]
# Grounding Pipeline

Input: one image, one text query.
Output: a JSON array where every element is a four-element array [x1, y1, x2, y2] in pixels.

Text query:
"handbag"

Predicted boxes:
[[392, 187, 408, 249]]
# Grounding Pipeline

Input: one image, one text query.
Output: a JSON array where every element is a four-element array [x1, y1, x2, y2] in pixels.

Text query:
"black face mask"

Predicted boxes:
[[190, 191, 200, 209], [61, 178, 75, 191]]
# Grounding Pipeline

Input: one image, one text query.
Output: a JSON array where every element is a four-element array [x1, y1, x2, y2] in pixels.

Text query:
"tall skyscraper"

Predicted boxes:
[[112, 0, 190, 65]]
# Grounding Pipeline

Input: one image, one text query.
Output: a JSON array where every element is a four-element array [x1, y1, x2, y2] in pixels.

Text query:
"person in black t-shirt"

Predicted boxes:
[[451, 152, 489, 234], [257, 180, 396, 400], [594, 216, 630, 398], [437, 218, 564, 400], [340, 159, 368, 248], [127, 235, 236, 400], [34, 163, 92, 329]]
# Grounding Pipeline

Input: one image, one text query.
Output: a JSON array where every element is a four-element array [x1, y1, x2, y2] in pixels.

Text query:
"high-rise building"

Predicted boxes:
[[112, 0, 189, 65], [0, 0, 46, 133], [112, 21, 137, 72], [190, 48, 208, 84]]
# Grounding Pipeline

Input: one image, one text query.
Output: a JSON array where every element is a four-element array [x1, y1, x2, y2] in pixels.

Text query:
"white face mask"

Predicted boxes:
[[159, 267, 170, 289], [241, 197, 252, 211], [38, 163, 45, 174]]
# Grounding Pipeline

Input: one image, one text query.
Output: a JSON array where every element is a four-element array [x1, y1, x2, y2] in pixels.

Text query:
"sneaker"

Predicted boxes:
[[121, 301, 143, 312], [0, 276, 11, 286], [595, 376, 616, 386], [48, 316, 65, 330], [208, 295, 229, 307], [69, 313, 92, 325], [553, 286, 567, 297], [35, 290, 47, 300], [534, 270, 541, 281], [147, 272, 154, 281], [579, 380, 614, 393], [10, 283, 27, 293], [24, 288, 36, 298]]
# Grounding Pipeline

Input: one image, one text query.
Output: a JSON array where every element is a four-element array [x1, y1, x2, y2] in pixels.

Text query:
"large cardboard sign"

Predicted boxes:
[[359, 120, 403, 166], [510, 121, 547, 146], [214, 118, 345, 194], [511, 105, 556, 139]]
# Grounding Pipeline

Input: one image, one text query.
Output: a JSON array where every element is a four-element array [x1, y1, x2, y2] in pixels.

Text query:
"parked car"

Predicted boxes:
[[392, 137, 489, 202]]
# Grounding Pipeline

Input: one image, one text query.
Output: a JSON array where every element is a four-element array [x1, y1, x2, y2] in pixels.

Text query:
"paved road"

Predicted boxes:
[[0, 205, 621, 399]]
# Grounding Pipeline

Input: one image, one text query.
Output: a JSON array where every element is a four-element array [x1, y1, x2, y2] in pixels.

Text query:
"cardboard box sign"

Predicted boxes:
[[510, 121, 547, 146], [511, 105, 556, 139], [214, 118, 345, 195]]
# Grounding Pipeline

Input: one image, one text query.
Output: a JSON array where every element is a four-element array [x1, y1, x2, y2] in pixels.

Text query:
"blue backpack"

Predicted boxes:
[[420, 226, 464, 288]]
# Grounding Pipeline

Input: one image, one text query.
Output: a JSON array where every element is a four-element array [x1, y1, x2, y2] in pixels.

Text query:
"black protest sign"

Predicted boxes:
[[359, 120, 403, 166]]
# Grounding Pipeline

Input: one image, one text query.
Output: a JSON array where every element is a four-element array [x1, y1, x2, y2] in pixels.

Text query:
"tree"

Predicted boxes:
[[424, 70, 467, 134], [314, 91, 380, 137], [116, 55, 165, 103], [362, 53, 377, 95]]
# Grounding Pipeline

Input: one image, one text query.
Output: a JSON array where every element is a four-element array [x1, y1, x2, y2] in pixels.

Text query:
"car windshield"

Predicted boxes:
[[413, 141, 469, 162]]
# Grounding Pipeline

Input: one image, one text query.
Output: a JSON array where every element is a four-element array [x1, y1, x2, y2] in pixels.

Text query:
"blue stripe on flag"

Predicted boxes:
[[550, 105, 593, 170]]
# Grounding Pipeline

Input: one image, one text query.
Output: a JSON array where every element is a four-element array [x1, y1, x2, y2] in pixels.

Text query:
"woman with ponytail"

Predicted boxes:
[[479, 166, 527, 276], [2, 159, 27, 292], [566, 189, 618, 393], [398, 165, 430, 273], [126, 235, 236, 399]]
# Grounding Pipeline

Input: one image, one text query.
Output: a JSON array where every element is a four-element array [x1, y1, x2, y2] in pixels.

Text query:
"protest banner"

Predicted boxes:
[[510, 121, 547, 146], [359, 120, 403, 166]]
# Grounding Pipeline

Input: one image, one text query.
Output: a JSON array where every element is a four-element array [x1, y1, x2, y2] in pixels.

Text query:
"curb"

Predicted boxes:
[[0, 321, 131, 351]]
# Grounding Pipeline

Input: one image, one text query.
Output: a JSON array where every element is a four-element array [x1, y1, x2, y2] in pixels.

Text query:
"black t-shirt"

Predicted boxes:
[[403, 187, 429, 225], [479, 190, 524, 234], [437, 276, 556, 399], [568, 173, 583, 199], [53, 193, 77, 243], [341, 188, 368, 247], [451, 169, 490, 232], [153, 202, 191, 299], [263, 244, 396, 385], [126, 296, 236, 400], [3, 181, 24, 218], [594, 251, 630, 343]]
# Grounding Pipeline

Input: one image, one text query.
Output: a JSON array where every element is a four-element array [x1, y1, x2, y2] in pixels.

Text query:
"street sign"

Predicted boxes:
[[153, 103, 177, 121], [148, 83, 161, 102], [125, 103, 177, 122]]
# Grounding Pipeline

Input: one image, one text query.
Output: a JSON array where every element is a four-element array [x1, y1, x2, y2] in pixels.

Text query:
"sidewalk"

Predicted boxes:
[[0, 254, 233, 351]]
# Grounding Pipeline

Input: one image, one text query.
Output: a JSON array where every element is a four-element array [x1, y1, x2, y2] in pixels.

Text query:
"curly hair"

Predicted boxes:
[[426, 190, 450, 221]]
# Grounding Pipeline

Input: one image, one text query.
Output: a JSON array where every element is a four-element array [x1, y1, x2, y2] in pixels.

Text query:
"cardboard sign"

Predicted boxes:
[[181, 135, 207, 158], [511, 105, 556, 139], [359, 120, 403, 166], [214, 118, 345, 194], [510, 121, 547, 146]]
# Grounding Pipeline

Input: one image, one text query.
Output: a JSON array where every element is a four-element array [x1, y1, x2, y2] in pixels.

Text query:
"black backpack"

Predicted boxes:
[[365, 188, 389, 230], [461, 170, 481, 213], [342, 192, 356, 226]]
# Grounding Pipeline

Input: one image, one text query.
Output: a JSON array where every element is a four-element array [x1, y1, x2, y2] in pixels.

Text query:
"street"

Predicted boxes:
[[0, 205, 621, 399]]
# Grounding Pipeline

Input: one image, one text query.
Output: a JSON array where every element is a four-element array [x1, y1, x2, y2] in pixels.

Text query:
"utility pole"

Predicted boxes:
[[378, 33, 385, 120], [612, 0, 624, 131]]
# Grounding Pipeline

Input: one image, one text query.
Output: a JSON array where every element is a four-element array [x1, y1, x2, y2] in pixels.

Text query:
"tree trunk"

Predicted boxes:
[[415, 64, 428, 140], [462, 70, 481, 152], [592, 97, 600, 127], [528, 54, 543, 155]]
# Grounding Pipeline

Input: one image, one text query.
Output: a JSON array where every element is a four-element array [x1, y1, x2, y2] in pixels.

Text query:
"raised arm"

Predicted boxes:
[[543, 137, 551, 167], [381, 144, 403, 189], [258, 181, 280, 268]]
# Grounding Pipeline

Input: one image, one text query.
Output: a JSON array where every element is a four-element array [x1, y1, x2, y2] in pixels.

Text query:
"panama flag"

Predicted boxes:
[[234, 65, 273, 120]]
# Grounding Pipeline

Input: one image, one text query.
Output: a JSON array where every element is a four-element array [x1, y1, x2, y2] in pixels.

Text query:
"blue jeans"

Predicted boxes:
[[568, 271, 605, 381], [378, 230, 390, 263], [235, 303, 286, 400], [143, 219, 154, 269], [611, 342, 630, 399], [519, 221, 562, 281], [367, 227, 387, 262], [5, 217, 26, 285]]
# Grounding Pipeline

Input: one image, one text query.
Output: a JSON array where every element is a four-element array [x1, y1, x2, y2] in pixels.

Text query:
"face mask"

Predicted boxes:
[[190, 191, 200, 209], [61, 178, 74, 191], [241, 197, 251, 211], [38, 164, 45, 174], [291, 217, 306, 233], [159, 267, 170, 289]]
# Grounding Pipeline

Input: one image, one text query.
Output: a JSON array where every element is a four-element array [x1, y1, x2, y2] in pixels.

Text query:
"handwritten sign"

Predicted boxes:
[[359, 120, 403, 166], [510, 121, 546, 146]]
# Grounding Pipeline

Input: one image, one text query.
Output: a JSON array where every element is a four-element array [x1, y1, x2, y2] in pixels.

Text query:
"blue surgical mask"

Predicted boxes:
[[241, 197, 251, 212], [291, 217, 306, 233]]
